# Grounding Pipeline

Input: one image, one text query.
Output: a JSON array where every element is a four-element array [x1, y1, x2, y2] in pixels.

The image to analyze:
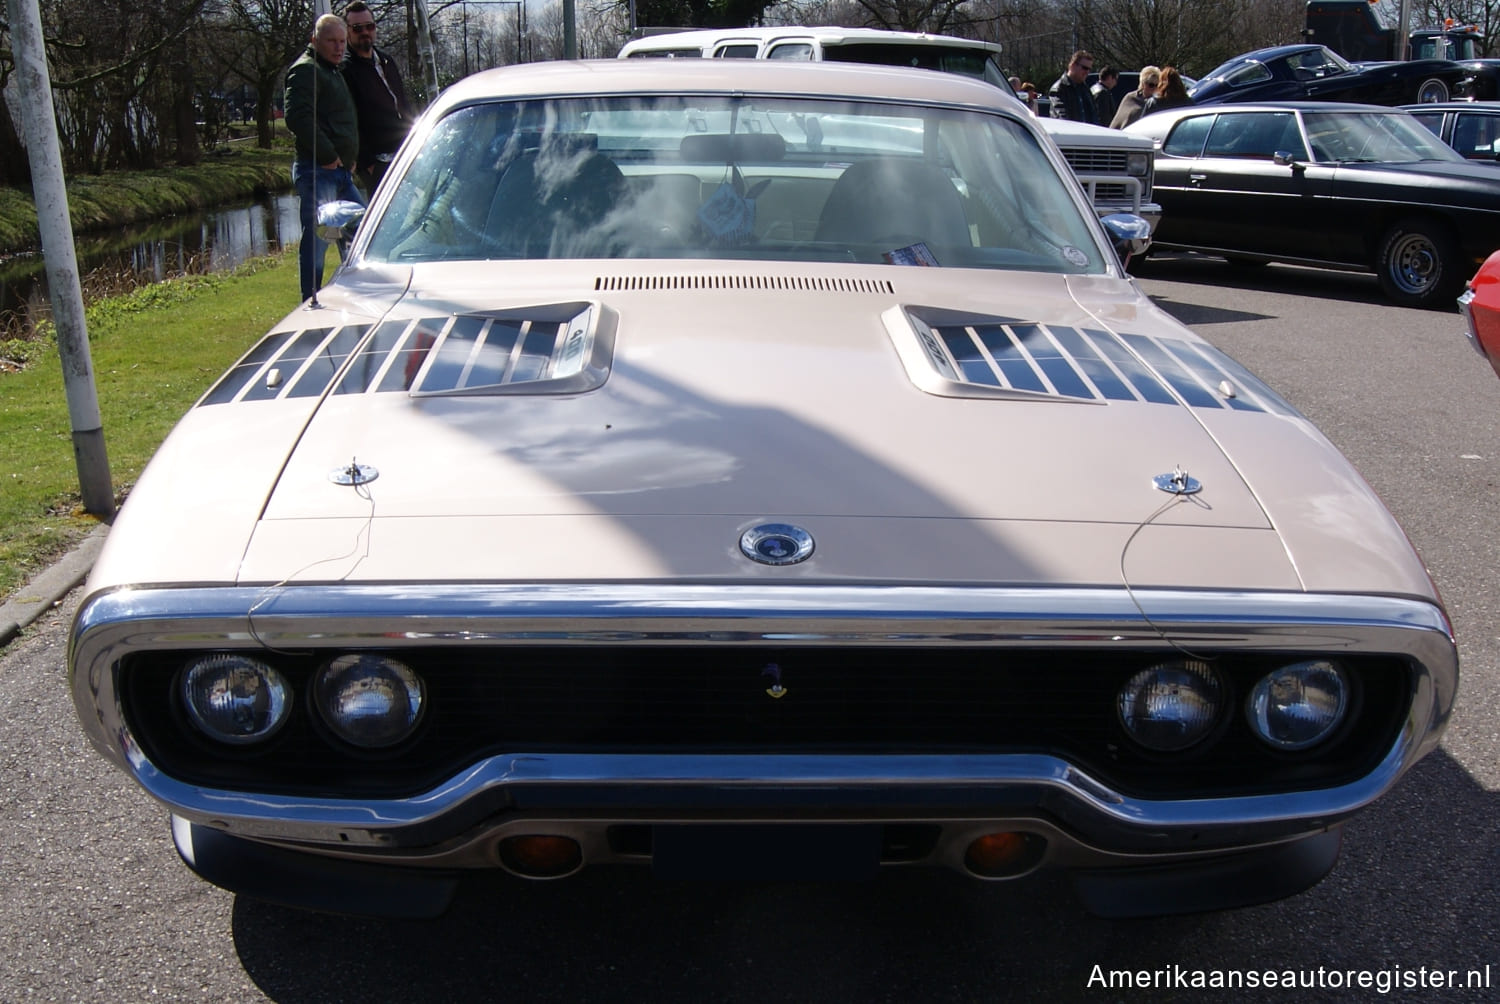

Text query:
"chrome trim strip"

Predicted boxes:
[[70, 584, 1456, 852], [117, 740, 1413, 852], [71, 583, 1456, 652]]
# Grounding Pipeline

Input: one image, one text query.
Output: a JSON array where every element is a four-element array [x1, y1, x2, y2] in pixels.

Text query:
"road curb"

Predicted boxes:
[[0, 524, 109, 647]]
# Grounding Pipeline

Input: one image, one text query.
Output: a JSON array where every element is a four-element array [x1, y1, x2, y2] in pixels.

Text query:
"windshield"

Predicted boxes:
[[1302, 109, 1466, 163], [362, 94, 1105, 275]]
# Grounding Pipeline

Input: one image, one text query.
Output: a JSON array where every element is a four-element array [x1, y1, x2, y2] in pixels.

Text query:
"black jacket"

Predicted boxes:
[[1048, 74, 1097, 123], [341, 47, 415, 172], [1090, 82, 1119, 128]]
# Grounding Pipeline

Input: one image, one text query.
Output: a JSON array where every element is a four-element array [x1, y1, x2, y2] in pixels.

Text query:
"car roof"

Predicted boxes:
[[1122, 100, 1406, 137], [1232, 44, 1327, 60], [1134, 100, 1403, 119], [620, 26, 1004, 55], [432, 58, 1023, 114], [1400, 101, 1498, 110], [1196, 100, 1394, 110]]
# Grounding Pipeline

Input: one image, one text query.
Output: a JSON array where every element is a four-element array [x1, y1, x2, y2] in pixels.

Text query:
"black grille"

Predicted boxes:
[[1060, 147, 1130, 173], [120, 647, 1410, 801]]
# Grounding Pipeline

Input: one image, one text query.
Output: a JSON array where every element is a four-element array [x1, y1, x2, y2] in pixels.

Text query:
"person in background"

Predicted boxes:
[[1110, 65, 1160, 129], [1145, 66, 1195, 115], [1048, 50, 1097, 122], [284, 13, 364, 302], [340, 1, 415, 195], [1090, 66, 1120, 128], [1019, 81, 1041, 114]]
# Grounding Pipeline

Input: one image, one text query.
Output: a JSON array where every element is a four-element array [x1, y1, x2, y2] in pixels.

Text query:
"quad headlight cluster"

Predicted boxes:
[[178, 653, 426, 749], [1117, 658, 1349, 753]]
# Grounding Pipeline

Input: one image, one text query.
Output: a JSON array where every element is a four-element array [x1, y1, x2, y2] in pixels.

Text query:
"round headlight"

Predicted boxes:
[[1117, 660, 1224, 751], [1247, 660, 1348, 750], [180, 654, 291, 745], [313, 654, 425, 748]]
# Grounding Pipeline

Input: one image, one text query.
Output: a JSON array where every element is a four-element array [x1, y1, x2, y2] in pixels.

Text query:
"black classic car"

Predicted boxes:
[[1189, 44, 1471, 106], [1401, 101, 1500, 161], [1125, 102, 1500, 307]]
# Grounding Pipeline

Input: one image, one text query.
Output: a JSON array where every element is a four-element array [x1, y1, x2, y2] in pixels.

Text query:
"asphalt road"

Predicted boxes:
[[3, 256, 1497, 1002]]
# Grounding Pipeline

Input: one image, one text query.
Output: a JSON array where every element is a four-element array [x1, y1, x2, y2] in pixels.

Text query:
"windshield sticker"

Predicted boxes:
[[1062, 246, 1090, 268], [883, 242, 941, 267]]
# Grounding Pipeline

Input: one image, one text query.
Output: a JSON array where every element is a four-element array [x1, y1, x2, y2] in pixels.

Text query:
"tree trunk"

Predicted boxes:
[[174, 56, 200, 166], [0, 95, 29, 187], [256, 77, 277, 148]]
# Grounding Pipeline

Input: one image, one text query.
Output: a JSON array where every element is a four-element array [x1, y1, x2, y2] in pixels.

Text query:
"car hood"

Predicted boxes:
[[92, 260, 1435, 598]]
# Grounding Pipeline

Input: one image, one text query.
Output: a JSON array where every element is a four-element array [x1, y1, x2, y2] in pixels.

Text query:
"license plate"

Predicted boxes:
[[651, 823, 881, 881]]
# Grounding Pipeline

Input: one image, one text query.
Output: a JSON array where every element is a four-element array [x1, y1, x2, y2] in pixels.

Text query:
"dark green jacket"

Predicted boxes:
[[284, 45, 358, 168]]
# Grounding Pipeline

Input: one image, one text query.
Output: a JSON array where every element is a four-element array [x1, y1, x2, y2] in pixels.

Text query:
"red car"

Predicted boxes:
[[1459, 249, 1500, 379]]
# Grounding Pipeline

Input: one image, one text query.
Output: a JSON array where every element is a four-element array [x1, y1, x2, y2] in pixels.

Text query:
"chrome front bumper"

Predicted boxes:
[[70, 583, 1456, 865]]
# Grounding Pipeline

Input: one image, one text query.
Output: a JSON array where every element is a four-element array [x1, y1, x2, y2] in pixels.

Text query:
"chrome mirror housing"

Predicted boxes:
[[316, 200, 367, 243], [1101, 212, 1152, 258]]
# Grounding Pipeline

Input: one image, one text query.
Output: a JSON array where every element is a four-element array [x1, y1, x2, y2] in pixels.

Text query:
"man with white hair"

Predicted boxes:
[[284, 13, 365, 301]]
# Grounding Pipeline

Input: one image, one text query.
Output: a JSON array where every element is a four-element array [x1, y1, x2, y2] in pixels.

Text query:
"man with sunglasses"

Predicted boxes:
[[1048, 50, 1098, 123], [341, 1, 415, 194]]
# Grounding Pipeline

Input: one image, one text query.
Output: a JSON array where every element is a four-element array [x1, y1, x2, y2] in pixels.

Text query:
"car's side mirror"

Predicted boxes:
[[1273, 150, 1302, 167], [317, 200, 367, 243], [1101, 212, 1152, 258]]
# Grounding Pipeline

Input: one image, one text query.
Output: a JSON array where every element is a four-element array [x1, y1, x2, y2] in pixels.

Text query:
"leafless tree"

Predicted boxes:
[[1392, 0, 1499, 54], [206, 0, 317, 149], [0, 20, 30, 185], [762, 0, 872, 25], [1073, 0, 1297, 79], [38, 0, 215, 170]]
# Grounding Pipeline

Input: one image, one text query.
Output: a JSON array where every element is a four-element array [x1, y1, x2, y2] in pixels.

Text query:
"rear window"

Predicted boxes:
[[625, 48, 701, 59], [766, 42, 814, 60], [821, 43, 1003, 86]]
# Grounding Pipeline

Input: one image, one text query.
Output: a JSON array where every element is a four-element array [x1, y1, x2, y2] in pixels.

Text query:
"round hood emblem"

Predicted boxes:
[[740, 524, 814, 566]]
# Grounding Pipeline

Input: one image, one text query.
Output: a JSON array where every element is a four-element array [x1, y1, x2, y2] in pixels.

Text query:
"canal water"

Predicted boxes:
[[0, 191, 300, 332]]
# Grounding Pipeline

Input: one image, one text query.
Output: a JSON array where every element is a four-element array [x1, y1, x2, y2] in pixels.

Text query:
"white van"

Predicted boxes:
[[620, 27, 1160, 230]]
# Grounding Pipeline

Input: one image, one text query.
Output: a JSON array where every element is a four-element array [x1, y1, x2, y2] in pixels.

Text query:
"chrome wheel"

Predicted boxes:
[[1415, 78, 1450, 102]]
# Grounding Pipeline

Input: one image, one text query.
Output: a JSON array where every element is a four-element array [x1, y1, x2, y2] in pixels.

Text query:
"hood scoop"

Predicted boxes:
[[887, 305, 1295, 414], [200, 302, 612, 404]]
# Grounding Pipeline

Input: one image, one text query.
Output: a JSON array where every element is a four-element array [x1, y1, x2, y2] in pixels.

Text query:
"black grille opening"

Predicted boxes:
[[120, 647, 1411, 801]]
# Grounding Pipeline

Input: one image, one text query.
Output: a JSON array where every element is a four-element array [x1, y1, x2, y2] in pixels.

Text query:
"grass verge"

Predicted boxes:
[[0, 248, 316, 601]]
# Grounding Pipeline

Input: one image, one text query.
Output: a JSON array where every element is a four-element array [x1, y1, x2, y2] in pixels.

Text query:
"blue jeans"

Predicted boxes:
[[293, 162, 365, 301]]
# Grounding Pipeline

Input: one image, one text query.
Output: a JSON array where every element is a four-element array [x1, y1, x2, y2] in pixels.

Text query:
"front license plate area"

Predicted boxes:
[[651, 824, 881, 880]]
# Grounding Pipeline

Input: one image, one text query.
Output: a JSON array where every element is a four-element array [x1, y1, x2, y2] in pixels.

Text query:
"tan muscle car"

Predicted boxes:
[[68, 59, 1456, 919]]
